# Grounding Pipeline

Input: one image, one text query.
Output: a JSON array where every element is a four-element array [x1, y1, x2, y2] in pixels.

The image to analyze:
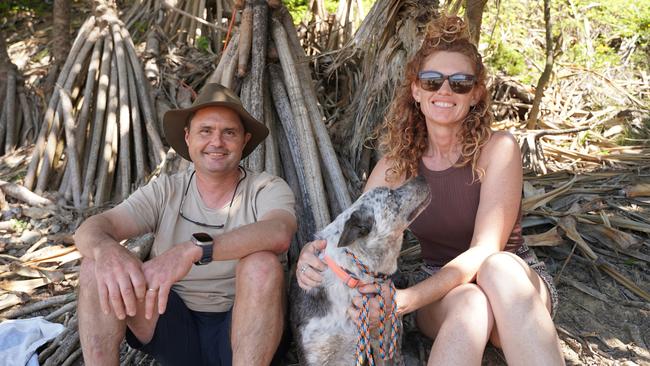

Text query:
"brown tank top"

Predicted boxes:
[[409, 160, 524, 266]]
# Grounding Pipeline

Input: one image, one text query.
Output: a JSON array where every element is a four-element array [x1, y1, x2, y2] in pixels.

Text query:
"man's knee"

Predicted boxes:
[[236, 251, 284, 290]]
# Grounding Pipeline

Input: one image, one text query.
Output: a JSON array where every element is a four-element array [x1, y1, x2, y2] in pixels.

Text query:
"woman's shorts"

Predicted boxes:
[[412, 244, 559, 317]]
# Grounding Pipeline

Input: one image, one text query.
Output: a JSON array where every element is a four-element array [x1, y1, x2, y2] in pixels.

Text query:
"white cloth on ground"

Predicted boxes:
[[0, 317, 65, 366]]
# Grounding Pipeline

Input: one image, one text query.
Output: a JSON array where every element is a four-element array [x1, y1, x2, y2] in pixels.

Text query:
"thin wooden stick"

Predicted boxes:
[[44, 300, 77, 321], [127, 51, 146, 184], [144, 29, 161, 83], [81, 35, 112, 207], [179, 0, 195, 44], [112, 23, 132, 199], [4, 70, 17, 153], [2, 293, 75, 319], [237, 3, 253, 77], [243, 0, 268, 171], [161, 0, 228, 31], [38, 318, 76, 364], [35, 30, 99, 193], [95, 54, 119, 205], [272, 95, 316, 250], [58, 89, 82, 207], [60, 347, 82, 366], [206, 29, 239, 84], [186, 0, 199, 44], [43, 331, 79, 366], [269, 65, 318, 241], [14, 82, 25, 148], [263, 79, 281, 176], [280, 9, 352, 211], [190, 0, 206, 45], [0, 180, 54, 206], [220, 32, 240, 89], [214, 0, 224, 55], [120, 26, 166, 166], [75, 36, 103, 171], [24, 17, 96, 190], [271, 19, 330, 229], [0, 101, 6, 149]]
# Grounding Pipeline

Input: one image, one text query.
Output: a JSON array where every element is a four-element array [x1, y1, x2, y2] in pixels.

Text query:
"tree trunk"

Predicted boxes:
[[465, 0, 487, 45], [44, 0, 71, 99], [527, 0, 554, 129], [0, 30, 12, 106]]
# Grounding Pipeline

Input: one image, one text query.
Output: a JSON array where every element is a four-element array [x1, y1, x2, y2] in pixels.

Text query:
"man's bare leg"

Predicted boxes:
[[78, 258, 127, 365], [231, 251, 285, 366], [78, 258, 158, 365]]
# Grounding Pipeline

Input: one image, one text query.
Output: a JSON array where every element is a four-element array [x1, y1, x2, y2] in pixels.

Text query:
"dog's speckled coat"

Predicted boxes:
[[290, 176, 431, 366]]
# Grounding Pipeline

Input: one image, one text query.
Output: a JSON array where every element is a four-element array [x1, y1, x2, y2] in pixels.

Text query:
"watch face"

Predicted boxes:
[[193, 232, 212, 243]]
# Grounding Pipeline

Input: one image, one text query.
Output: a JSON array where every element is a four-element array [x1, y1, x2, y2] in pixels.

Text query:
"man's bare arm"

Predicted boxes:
[[74, 206, 149, 319], [74, 205, 145, 259], [210, 209, 297, 260], [142, 209, 297, 316]]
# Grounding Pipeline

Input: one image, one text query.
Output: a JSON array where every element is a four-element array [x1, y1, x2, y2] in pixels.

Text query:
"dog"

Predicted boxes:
[[290, 175, 431, 366]]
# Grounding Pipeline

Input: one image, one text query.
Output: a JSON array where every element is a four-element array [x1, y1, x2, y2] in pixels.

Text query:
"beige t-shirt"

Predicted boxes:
[[118, 168, 296, 312]]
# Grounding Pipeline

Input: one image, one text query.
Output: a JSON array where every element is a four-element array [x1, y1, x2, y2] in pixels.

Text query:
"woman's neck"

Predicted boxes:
[[424, 124, 461, 158]]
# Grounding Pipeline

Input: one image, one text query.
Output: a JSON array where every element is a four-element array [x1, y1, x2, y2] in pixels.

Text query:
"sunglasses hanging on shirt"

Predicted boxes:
[[178, 167, 247, 228]]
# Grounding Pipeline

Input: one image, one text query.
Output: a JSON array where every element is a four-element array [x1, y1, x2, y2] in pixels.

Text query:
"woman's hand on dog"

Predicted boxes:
[[296, 240, 328, 290], [349, 283, 401, 328]]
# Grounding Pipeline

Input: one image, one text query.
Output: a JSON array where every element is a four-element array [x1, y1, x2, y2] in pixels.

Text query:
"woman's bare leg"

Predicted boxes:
[[416, 283, 494, 366], [476, 252, 564, 366]]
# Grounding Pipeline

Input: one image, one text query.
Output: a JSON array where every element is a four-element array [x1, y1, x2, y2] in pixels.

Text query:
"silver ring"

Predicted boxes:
[[300, 265, 307, 273], [147, 288, 158, 292]]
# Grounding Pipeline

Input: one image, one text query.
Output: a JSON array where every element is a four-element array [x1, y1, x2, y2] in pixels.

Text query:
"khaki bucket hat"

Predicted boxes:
[[163, 83, 269, 161]]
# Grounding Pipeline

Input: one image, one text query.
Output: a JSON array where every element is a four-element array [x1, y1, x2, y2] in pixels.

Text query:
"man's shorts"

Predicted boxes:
[[412, 244, 559, 318], [126, 290, 232, 366]]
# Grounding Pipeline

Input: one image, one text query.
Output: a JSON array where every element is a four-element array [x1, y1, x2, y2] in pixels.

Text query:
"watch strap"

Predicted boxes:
[[192, 233, 214, 265]]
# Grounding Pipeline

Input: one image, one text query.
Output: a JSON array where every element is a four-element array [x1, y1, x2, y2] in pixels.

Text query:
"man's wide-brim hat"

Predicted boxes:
[[163, 83, 269, 161]]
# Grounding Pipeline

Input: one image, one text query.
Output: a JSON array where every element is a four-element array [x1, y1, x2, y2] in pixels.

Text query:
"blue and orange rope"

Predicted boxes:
[[346, 250, 400, 366]]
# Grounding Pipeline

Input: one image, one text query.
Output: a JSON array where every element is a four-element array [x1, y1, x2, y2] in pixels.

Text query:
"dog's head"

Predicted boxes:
[[319, 175, 431, 275]]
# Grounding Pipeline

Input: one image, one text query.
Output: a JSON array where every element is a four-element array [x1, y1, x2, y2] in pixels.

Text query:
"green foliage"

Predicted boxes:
[[284, 0, 310, 23], [284, 0, 376, 24], [615, 116, 650, 146], [624, 258, 638, 266], [196, 35, 212, 53], [325, 1, 338, 14], [0, 0, 50, 20], [10, 218, 28, 232], [481, 0, 650, 84], [33, 48, 49, 63], [133, 20, 148, 36], [487, 41, 526, 77]]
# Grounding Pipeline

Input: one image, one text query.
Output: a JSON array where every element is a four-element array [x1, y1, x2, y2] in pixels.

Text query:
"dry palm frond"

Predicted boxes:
[[320, 0, 438, 177]]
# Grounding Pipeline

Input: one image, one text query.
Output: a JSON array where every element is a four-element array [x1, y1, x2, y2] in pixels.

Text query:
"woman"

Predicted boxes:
[[296, 15, 564, 365]]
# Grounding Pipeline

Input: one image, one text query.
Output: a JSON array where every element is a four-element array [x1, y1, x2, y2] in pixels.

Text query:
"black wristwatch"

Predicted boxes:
[[191, 232, 214, 265]]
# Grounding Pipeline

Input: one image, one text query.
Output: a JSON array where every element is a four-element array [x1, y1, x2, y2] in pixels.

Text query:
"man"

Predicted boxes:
[[75, 84, 297, 366]]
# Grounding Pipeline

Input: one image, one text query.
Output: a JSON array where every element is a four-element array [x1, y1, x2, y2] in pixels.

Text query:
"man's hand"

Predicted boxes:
[[296, 240, 327, 290], [142, 241, 199, 319], [93, 244, 147, 320]]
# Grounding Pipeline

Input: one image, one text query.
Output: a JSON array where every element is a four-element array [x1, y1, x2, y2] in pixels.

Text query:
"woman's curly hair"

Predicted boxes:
[[378, 15, 493, 182]]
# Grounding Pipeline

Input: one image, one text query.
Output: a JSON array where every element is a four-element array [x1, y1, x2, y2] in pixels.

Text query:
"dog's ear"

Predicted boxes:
[[337, 208, 375, 247]]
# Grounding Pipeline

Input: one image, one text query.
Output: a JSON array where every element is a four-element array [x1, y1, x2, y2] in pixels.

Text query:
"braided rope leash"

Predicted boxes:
[[346, 250, 400, 366]]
